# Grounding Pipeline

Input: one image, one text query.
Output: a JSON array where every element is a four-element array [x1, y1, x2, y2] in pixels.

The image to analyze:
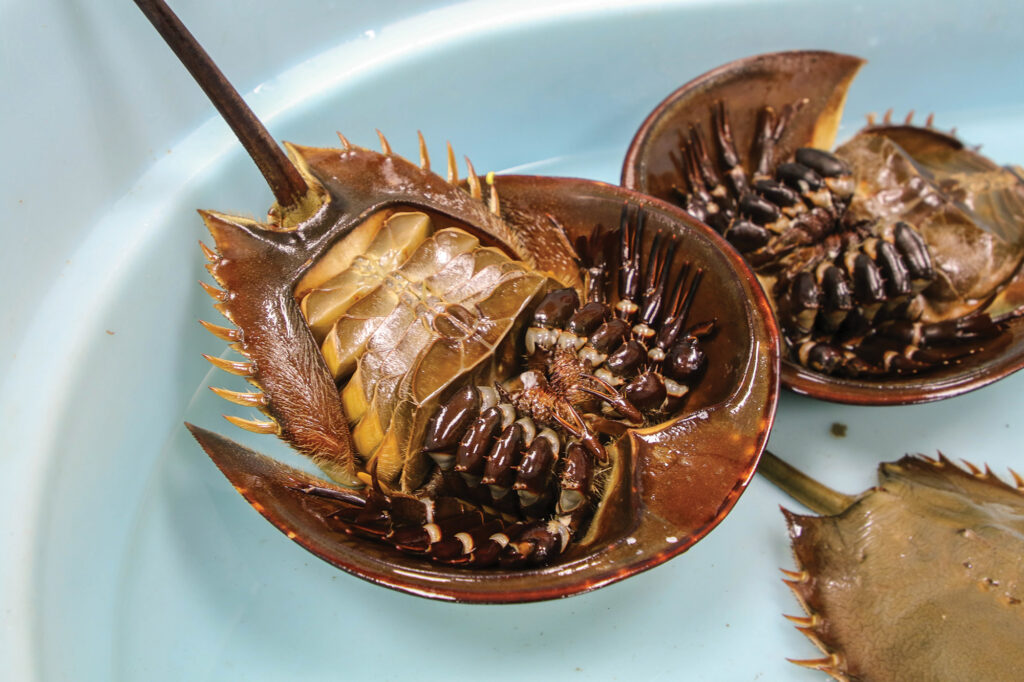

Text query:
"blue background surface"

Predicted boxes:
[[3, 1, 1023, 679]]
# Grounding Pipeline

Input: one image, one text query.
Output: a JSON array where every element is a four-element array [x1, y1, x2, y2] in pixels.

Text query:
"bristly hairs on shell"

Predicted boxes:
[[588, 459, 614, 505]]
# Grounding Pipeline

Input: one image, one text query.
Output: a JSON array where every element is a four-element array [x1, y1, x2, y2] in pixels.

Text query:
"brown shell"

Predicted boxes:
[[623, 50, 864, 199], [623, 50, 1024, 405], [783, 455, 1024, 681], [191, 139, 780, 602]]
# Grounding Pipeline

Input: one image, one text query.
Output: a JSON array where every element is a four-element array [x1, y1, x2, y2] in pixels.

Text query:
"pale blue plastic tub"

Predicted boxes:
[[3, 1, 1023, 679]]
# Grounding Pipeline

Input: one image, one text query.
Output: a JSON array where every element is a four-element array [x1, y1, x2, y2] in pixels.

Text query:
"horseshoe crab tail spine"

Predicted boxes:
[[758, 451, 855, 516], [134, 0, 310, 212]]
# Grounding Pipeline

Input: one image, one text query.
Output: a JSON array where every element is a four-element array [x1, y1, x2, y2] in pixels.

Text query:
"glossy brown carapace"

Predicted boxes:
[[191, 134, 779, 601], [141, 0, 779, 602]]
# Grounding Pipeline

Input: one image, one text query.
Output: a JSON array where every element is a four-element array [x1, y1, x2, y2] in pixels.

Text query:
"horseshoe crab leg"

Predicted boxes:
[[550, 403, 607, 463], [575, 373, 643, 424]]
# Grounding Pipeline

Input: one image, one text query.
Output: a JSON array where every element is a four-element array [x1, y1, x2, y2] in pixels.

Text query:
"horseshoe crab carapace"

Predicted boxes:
[[624, 50, 1024, 405], [137, 0, 779, 602], [761, 450, 1024, 680]]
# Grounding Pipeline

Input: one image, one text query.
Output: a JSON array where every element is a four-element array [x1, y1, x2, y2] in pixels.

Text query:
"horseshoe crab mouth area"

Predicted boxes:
[[197, 178, 778, 601]]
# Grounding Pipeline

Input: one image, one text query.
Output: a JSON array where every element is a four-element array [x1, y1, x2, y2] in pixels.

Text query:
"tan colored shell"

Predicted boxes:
[[782, 455, 1024, 680]]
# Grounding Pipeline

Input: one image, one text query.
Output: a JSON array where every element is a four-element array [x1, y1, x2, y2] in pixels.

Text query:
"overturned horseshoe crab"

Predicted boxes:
[[138, 0, 779, 602], [760, 451, 1024, 680], [624, 50, 1024, 404]]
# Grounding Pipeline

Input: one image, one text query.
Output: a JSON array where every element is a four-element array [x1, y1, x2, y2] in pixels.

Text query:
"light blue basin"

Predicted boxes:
[[3, 1, 1022, 679]]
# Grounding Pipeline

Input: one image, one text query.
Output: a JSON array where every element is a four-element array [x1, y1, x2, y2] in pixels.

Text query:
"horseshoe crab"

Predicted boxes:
[[137, 0, 778, 601], [760, 451, 1024, 681], [624, 50, 1024, 404]]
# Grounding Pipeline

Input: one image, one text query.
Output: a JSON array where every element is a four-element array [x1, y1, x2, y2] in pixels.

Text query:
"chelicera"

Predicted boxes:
[[137, 0, 778, 600], [625, 50, 1024, 404]]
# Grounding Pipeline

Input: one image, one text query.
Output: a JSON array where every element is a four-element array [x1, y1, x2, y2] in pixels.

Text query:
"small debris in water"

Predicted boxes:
[[830, 422, 847, 438]]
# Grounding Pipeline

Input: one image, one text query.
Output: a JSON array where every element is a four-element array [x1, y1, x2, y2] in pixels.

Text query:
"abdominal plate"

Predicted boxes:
[[297, 209, 550, 493]]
